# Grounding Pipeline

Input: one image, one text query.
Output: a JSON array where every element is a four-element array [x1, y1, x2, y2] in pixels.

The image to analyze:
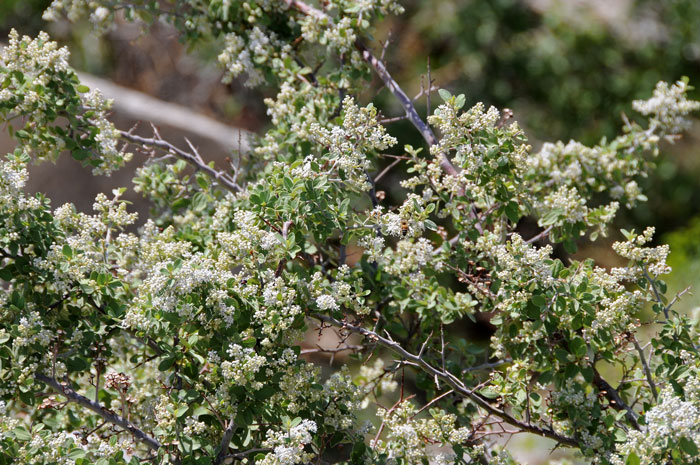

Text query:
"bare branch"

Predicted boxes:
[[592, 369, 640, 430], [411, 389, 454, 418], [632, 334, 658, 401], [214, 420, 238, 465], [356, 44, 459, 178], [35, 373, 162, 451], [300, 344, 367, 355], [120, 131, 242, 193], [221, 448, 271, 462], [643, 268, 668, 319], [312, 313, 580, 448]]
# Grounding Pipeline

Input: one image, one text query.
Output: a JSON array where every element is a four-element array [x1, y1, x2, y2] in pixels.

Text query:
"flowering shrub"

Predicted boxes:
[[2, 1, 700, 464]]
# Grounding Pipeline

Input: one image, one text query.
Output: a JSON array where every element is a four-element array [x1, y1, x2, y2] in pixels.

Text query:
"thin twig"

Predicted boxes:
[[463, 359, 512, 373], [378, 115, 408, 124], [221, 448, 271, 461], [374, 158, 402, 183], [524, 226, 553, 244], [426, 56, 432, 119], [643, 268, 667, 319], [120, 131, 242, 193], [411, 389, 454, 418]]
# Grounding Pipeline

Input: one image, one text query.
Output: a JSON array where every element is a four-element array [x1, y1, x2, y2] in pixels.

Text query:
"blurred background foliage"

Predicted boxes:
[[3, 0, 700, 461]]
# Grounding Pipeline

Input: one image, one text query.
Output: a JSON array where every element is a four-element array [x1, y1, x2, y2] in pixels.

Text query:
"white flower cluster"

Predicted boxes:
[[551, 378, 598, 414], [429, 101, 502, 149], [258, 271, 304, 336], [33, 191, 138, 294], [535, 185, 588, 225], [273, 362, 323, 414], [1, 31, 131, 174], [377, 194, 429, 238], [154, 394, 176, 434], [219, 27, 292, 86], [632, 79, 700, 134], [295, 0, 402, 54], [259, 419, 317, 465], [1, 29, 69, 75], [385, 238, 434, 275], [220, 343, 267, 389], [264, 83, 334, 140], [217, 210, 286, 265], [587, 291, 643, 337], [308, 265, 372, 316], [310, 97, 397, 192], [316, 294, 338, 311], [612, 383, 700, 465], [13, 310, 52, 350], [43, 0, 113, 30], [81, 89, 133, 175], [612, 226, 671, 277], [371, 400, 472, 464], [5, 427, 90, 465], [0, 154, 33, 214], [358, 234, 386, 263], [524, 80, 700, 235], [323, 366, 365, 429], [475, 233, 554, 287]]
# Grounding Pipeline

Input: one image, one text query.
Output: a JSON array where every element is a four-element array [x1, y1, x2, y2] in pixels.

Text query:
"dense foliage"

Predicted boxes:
[[2, 1, 700, 464]]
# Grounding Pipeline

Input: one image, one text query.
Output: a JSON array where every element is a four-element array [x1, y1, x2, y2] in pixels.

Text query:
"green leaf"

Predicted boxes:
[[531, 294, 546, 308], [158, 356, 176, 371], [424, 219, 437, 231], [680, 437, 699, 456], [68, 448, 87, 459], [505, 202, 520, 223], [62, 244, 73, 259], [478, 388, 499, 399], [65, 356, 89, 372], [196, 173, 209, 190], [563, 239, 578, 254], [0, 266, 13, 281], [12, 426, 32, 441], [625, 452, 640, 465], [72, 149, 92, 161], [192, 192, 208, 211], [569, 337, 587, 358], [77, 85, 90, 93], [539, 208, 563, 226], [438, 88, 452, 102]]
